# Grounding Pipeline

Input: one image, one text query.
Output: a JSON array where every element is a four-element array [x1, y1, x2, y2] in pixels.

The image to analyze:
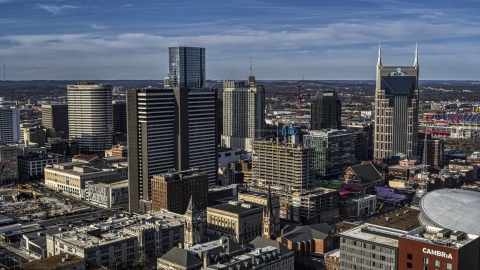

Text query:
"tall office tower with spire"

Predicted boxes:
[[310, 90, 342, 130], [221, 65, 265, 151], [373, 45, 419, 163], [67, 82, 113, 156], [169, 47, 205, 89]]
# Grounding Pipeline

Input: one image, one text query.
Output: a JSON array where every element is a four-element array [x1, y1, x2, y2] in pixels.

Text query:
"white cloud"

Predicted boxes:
[[89, 24, 107, 30], [122, 4, 133, 7], [37, 4, 79, 15], [0, 0, 11, 3], [0, 18, 479, 80]]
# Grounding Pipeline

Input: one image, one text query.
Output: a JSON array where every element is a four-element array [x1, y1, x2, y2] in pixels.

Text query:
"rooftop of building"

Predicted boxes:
[[419, 189, 480, 236], [153, 168, 206, 180], [14, 253, 84, 270], [334, 222, 359, 233], [205, 246, 280, 270], [48, 209, 185, 247], [402, 225, 479, 249], [306, 129, 354, 137], [208, 200, 263, 215], [366, 208, 421, 231], [88, 180, 129, 189], [158, 247, 203, 268], [208, 184, 239, 192], [72, 154, 98, 162], [17, 153, 63, 161], [324, 249, 341, 258], [339, 224, 402, 247], [280, 223, 332, 242], [345, 163, 383, 184], [187, 236, 244, 256], [389, 164, 426, 170], [46, 162, 117, 176], [247, 236, 292, 256]]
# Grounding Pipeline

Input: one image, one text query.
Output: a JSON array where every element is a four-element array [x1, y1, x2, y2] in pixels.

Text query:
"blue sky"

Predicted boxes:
[[0, 0, 479, 80]]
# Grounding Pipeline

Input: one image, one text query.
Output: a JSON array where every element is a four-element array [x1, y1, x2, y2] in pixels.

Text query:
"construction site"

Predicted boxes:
[[0, 187, 72, 221]]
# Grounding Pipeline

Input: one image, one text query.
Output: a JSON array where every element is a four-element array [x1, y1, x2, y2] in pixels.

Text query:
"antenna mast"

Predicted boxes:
[[250, 57, 252, 76]]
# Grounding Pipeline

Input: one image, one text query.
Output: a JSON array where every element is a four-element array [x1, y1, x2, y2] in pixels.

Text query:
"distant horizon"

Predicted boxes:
[[0, 79, 479, 83], [1, 1, 479, 80]]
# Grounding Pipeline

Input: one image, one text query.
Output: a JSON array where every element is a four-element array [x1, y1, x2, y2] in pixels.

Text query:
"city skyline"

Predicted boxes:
[[0, 0, 479, 80]]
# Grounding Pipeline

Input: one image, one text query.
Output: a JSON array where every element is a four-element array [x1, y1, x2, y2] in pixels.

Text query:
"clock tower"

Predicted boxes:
[[184, 196, 206, 249]]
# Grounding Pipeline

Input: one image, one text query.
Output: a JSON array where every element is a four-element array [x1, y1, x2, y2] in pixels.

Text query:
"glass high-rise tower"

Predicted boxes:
[[169, 47, 205, 89]]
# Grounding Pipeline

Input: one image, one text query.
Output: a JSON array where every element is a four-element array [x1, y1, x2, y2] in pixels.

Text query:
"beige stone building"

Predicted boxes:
[[44, 162, 120, 199], [238, 191, 281, 236], [207, 200, 264, 244]]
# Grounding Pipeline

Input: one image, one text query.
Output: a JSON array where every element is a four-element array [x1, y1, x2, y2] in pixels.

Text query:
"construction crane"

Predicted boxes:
[[0, 158, 14, 181], [265, 85, 314, 126]]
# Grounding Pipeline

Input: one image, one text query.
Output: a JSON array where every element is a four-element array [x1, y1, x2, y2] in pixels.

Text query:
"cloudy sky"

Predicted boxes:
[[0, 0, 479, 80]]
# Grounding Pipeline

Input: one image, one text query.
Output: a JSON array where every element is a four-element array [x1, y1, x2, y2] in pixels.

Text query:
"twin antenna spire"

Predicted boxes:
[[377, 43, 418, 66]]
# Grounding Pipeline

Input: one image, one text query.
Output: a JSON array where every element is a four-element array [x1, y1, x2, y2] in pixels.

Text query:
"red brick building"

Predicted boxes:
[[398, 226, 480, 270], [151, 168, 208, 214], [276, 223, 334, 261], [342, 163, 384, 194]]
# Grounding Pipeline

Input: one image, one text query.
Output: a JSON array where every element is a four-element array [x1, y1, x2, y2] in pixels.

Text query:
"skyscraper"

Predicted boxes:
[[127, 87, 218, 212], [221, 76, 265, 151], [112, 100, 127, 135], [168, 47, 206, 89], [127, 89, 176, 212], [42, 104, 69, 136], [310, 90, 342, 130], [67, 82, 113, 156], [373, 46, 419, 163], [0, 97, 20, 144]]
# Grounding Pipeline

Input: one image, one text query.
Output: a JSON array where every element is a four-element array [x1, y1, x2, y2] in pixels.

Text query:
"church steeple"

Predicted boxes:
[[262, 185, 275, 239], [184, 196, 205, 249]]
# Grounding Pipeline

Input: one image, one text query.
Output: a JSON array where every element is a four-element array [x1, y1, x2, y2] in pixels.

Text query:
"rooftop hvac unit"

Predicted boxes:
[[437, 228, 451, 238], [450, 231, 466, 241]]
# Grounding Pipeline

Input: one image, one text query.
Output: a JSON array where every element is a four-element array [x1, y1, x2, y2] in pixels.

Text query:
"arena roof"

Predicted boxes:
[[419, 189, 480, 235]]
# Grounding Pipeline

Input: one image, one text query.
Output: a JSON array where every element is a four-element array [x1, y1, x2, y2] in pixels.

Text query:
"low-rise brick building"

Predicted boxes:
[[276, 223, 334, 261]]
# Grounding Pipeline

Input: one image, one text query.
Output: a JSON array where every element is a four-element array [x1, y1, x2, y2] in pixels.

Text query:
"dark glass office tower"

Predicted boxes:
[[169, 47, 206, 89], [310, 90, 342, 130]]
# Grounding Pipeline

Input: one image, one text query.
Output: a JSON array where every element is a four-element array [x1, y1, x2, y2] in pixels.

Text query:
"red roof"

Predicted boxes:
[[72, 154, 97, 161], [340, 190, 351, 195]]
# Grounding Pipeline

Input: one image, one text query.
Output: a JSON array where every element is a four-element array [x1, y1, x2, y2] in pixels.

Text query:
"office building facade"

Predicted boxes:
[[42, 104, 69, 136], [0, 97, 20, 144], [249, 140, 315, 190], [127, 88, 217, 212], [112, 100, 127, 135], [311, 90, 342, 130], [67, 82, 113, 156], [374, 48, 419, 163], [304, 129, 356, 179], [221, 78, 265, 151], [169, 47, 206, 89]]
